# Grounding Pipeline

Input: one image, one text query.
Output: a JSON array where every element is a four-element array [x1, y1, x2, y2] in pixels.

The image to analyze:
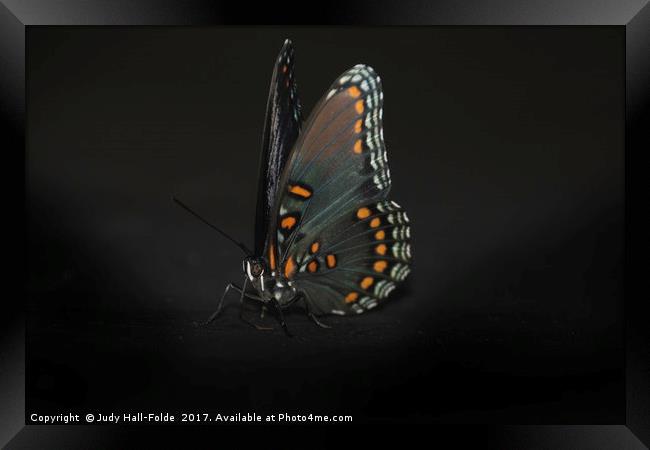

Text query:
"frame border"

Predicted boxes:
[[2, 1, 648, 447]]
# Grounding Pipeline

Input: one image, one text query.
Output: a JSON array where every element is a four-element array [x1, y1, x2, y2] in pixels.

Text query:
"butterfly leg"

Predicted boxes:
[[302, 294, 332, 329], [203, 278, 271, 331], [271, 299, 293, 337], [203, 281, 242, 326], [238, 284, 274, 331]]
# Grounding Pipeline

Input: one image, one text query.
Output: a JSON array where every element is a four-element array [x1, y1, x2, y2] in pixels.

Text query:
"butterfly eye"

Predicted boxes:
[[251, 263, 263, 277]]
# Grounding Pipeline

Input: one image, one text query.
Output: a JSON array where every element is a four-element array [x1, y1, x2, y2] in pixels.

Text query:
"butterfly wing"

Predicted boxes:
[[270, 64, 412, 315], [296, 199, 412, 315], [254, 39, 302, 256]]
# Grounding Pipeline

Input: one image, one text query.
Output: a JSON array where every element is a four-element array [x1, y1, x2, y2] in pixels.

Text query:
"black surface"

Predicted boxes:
[[26, 27, 624, 423]]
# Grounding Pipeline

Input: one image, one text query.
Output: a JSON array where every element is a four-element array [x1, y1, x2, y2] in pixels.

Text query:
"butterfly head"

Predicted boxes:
[[243, 256, 266, 282], [242, 256, 271, 298]]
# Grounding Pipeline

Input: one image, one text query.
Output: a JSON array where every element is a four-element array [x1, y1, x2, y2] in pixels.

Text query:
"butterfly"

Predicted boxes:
[[182, 39, 412, 333]]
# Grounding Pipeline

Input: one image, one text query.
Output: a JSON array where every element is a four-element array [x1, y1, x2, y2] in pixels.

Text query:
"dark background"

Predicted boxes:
[[26, 26, 624, 423]]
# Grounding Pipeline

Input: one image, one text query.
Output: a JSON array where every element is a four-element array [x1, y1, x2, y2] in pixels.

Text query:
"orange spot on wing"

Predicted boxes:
[[360, 276, 374, 289], [355, 99, 364, 114], [357, 207, 371, 219], [281, 216, 297, 230], [376, 244, 387, 255], [282, 65, 288, 73], [289, 184, 312, 198], [345, 292, 359, 303], [326, 254, 337, 268], [374, 260, 388, 273], [354, 119, 363, 133], [348, 86, 361, 98], [375, 230, 385, 240], [308, 261, 318, 273], [354, 139, 363, 154], [310, 241, 320, 254], [284, 256, 296, 279], [268, 244, 276, 270], [370, 218, 381, 228]]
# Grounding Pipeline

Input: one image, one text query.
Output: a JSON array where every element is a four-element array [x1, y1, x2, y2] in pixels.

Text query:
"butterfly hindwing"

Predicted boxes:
[[268, 64, 412, 315], [295, 200, 412, 315], [254, 39, 302, 256]]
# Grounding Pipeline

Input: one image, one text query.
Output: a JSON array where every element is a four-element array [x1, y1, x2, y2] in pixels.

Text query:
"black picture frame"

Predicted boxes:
[[2, 1, 648, 448]]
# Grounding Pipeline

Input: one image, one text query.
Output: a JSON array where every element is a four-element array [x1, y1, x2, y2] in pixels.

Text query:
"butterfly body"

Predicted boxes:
[[242, 256, 298, 307], [235, 39, 412, 320]]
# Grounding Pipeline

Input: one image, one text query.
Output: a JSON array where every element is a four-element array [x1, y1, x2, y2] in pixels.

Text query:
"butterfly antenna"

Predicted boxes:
[[172, 196, 253, 256]]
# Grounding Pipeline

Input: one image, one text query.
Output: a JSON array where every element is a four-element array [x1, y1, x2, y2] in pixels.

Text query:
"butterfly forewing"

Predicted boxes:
[[254, 39, 302, 256], [275, 65, 389, 252], [267, 64, 411, 315]]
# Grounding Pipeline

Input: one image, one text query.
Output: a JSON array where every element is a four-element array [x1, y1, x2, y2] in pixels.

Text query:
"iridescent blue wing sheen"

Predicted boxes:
[[254, 39, 302, 256], [270, 64, 412, 315]]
